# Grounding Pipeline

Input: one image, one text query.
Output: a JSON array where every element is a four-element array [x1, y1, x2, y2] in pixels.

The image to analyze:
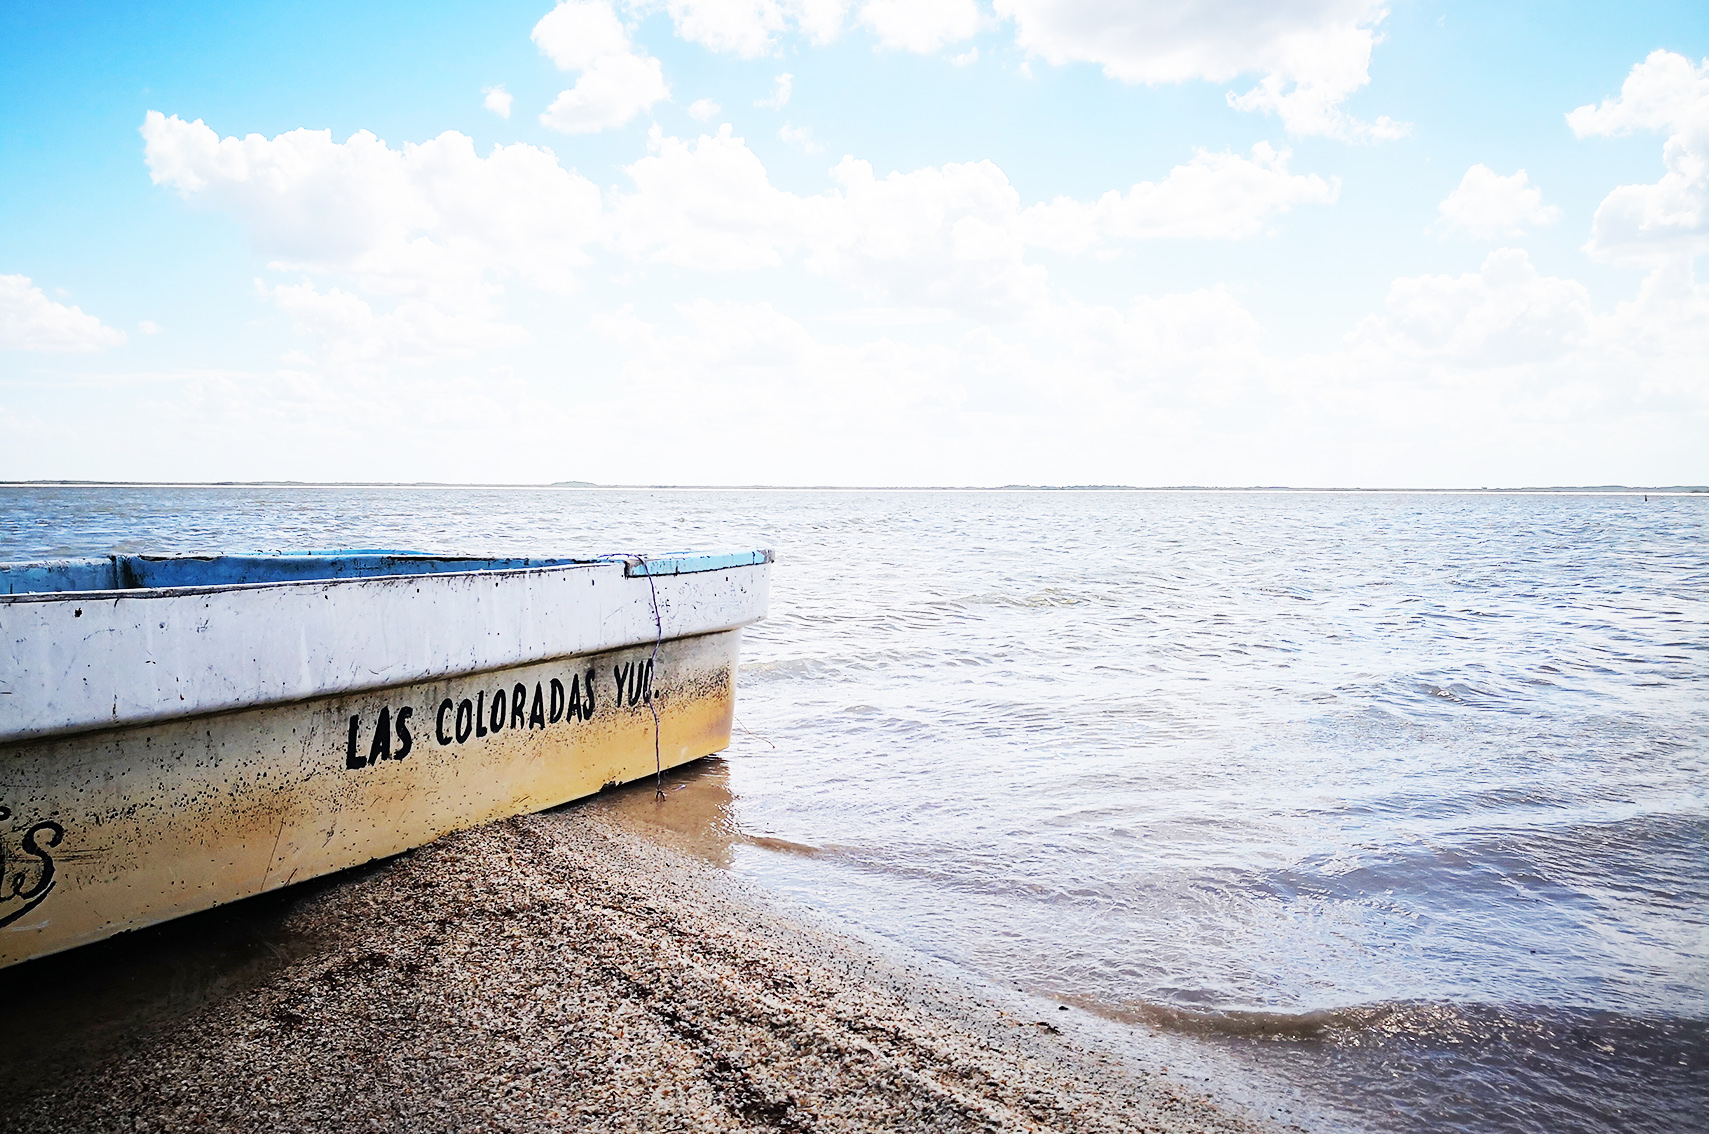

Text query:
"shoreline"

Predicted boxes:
[[0, 771, 1279, 1134]]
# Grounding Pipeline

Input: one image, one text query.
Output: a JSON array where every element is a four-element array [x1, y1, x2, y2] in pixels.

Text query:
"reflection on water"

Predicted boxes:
[[582, 756, 745, 867], [584, 756, 825, 867]]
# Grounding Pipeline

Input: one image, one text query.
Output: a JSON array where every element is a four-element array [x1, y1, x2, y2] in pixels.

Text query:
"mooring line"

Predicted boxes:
[[635, 554, 667, 801], [734, 714, 775, 749], [592, 551, 669, 802]]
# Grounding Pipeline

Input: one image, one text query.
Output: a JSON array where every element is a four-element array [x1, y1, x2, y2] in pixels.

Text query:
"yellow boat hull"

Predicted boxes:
[[0, 628, 741, 968]]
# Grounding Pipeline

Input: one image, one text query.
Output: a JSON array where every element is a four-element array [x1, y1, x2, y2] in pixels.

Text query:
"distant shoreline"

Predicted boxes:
[[2, 480, 1705, 494]]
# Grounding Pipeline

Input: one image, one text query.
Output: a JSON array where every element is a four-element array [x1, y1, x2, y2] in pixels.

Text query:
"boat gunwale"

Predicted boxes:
[[0, 551, 772, 745], [0, 549, 774, 604]]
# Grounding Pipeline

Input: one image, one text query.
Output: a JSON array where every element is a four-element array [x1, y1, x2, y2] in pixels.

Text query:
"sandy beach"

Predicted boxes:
[[0, 764, 1274, 1134]]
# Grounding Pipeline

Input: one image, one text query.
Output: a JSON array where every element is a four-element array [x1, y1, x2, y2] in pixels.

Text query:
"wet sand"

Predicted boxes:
[[0, 764, 1278, 1133]]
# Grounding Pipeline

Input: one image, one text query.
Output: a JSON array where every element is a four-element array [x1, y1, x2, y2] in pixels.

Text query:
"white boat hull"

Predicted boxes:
[[0, 552, 769, 967]]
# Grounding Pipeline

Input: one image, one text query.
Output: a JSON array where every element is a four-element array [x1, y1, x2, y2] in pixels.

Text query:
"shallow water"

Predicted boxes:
[[3, 486, 1705, 1132]]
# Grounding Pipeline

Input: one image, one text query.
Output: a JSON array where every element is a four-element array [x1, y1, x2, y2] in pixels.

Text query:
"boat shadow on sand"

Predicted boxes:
[[0, 755, 752, 1089]]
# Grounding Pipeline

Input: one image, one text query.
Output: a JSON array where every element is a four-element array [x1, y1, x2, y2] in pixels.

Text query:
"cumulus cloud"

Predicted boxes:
[[267, 281, 529, 370], [656, 0, 854, 56], [1436, 165, 1562, 240], [540, 54, 670, 132], [0, 274, 127, 351], [584, 296, 976, 481], [533, 0, 631, 68], [139, 106, 1342, 375], [656, 1, 1003, 57], [756, 72, 793, 109], [608, 126, 826, 271], [533, 1, 669, 133], [607, 126, 1050, 308], [995, 0, 1406, 141], [807, 157, 1051, 311], [1569, 50, 1709, 266], [1023, 143, 1339, 250], [859, 0, 980, 53], [660, 0, 790, 57], [688, 97, 722, 121], [644, 0, 1402, 142], [137, 112, 597, 387], [779, 122, 824, 152], [483, 84, 514, 118], [608, 127, 1337, 313], [571, 248, 1709, 487], [1352, 248, 1592, 365], [140, 112, 604, 308], [1282, 249, 1709, 481]]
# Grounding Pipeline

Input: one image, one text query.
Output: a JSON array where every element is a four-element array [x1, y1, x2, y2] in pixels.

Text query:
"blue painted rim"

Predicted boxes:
[[0, 549, 773, 596]]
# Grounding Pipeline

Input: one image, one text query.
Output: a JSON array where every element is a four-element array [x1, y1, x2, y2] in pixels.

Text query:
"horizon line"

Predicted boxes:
[[2, 480, 1706, 494]]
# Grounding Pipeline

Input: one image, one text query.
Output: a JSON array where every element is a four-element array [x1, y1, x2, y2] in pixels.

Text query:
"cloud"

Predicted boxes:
[[951, 46, 980, 66], [533, 0, 631, 69], [651, 1, 862, 56], [266, 281, 529, 370], [608, 128, 1337, 315], [141, 112, 604, 307], [608, 125, 827, 271], [1352, 248, 1592, 365], [859, 0, 980, 53], [585, 297, 1012, 484], [540, 53, 671, 132], [779, 122, 824, 153], [1436, 165, 1561, 240], [1022, 142, 1339, 250], [806, 157, 1054, 311], [606, 128, 1051, 310], [995, 0, 1406, 141], [588, 290, 1248, 484], [533, 1, 670, 133], [1569, 50, 1709, 266], [566, 254, 1709, 487], [1281, 251, 1709, 481], [139, 320, 162, 335], [0, 274, 127, 351], [756, 72, 793, 109], [661, 0, 790, 58], [644, 0, 1404, 144], [140, 107, 1340, 395], [483, 84, 514, 119], [688, 98, 722, 121]]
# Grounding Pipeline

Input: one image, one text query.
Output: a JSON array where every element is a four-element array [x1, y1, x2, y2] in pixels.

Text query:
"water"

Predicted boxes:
[[3, 486, 1705, 1132]]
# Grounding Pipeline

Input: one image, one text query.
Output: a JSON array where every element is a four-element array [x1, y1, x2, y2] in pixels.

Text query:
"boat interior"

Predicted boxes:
[[0, 549, 773, 595], [0, 553, 584, 595]]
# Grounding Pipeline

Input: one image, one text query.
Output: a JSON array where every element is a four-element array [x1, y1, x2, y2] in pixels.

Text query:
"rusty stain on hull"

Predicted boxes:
[[0, 629, 742, 968]]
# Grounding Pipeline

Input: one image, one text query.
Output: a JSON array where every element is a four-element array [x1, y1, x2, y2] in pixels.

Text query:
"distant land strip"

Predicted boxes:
[[3, 481, 1709, 495], [2, 481, 1705, 493]]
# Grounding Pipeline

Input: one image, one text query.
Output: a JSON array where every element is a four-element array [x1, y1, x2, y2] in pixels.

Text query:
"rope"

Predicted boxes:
[[734, 714, 774, 749], [589, 552, 668, 802], [636, 555, 667, 801]]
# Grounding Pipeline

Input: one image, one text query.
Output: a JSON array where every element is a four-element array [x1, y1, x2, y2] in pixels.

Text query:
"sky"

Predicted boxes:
[[1, 1, 1705, 487]]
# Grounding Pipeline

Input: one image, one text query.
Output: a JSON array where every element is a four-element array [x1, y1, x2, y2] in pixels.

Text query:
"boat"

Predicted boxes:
[[0, 549, 772, 968]]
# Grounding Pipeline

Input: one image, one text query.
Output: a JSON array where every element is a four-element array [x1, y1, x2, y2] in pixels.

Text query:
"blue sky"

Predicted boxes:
[[1, 1, 1705, 485]]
